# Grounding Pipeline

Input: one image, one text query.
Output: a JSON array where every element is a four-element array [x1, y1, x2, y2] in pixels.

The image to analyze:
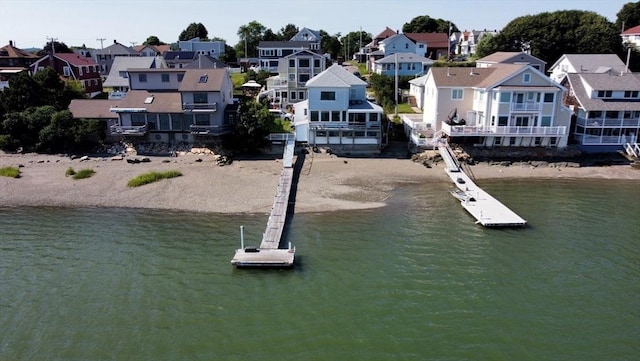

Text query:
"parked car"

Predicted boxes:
[[269, 109, 293, 121]]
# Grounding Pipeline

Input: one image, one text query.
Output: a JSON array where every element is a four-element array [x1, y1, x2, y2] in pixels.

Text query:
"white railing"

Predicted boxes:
[[442, 123, 566, 136], [183, 102, 217, 112], [624, 143, 640, 158], [575, 134, 638, 145], [108, 91, 127, 100], [511, 103, 541, 111], [111, 125, 147, 135], [189, 124, 231, 135], [576, 117, 640, 128]]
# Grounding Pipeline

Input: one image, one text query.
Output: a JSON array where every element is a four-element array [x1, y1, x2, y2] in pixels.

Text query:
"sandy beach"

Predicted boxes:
[[1, 151, 638, 214]]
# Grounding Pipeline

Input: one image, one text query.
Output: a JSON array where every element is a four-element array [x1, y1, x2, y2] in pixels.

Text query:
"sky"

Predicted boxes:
[[0, 0, 631, 50]]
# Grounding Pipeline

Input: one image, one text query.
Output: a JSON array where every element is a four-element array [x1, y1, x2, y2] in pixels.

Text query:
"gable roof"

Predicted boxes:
[[548, 54, 626, 74], [376, 52, 434, 64], [306, 64, 366, 87], [184, 54, 227, 69], [54, 53, 99, 66], [95, 41, 136, 55], [292, 28, 321, 41], [429, 64, 530, 88], [405, 33, 450, 48], [0, 42, 38, 59], [477, 51, 547, 65], [379, 33, 412, 46], [134, 44, 171, 54], [621, 24, 640, 35], [374, 27, 398, 41], [164, 51, 197, 61], [103, 56, 163, 87], [178, 68, 228, 92], [566, 72, 640, 111]]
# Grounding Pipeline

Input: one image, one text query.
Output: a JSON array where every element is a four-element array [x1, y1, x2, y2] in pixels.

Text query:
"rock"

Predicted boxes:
[[111, 155, 123, 161], [80, 155, 89, 161]]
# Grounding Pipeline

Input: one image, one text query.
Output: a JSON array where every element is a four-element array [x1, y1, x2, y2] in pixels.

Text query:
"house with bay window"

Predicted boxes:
[[408, 63, 570, 148], [562, 72, 640, 152], [293, 64, 385, 154], [109, 67, 235, 143]]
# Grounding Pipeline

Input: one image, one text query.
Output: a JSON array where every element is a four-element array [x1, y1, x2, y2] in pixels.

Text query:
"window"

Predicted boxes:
[[534, 137, 541, 146], [193, 92, 208, 104], [161, 74, 170, 82], [289, 73, 295, 81], [597, 90, 612, 98], [320, 91, 336, 100], [314, 59, 320, 67], [139, 74, 147, 82], [624, 90, 639, 98], [78, 67, 83, 76], [298, 91, 304, 99], [498, 116, 508, 126], [310, 111, 319, 121], [289, 59, 295, 67], [159, 114, 170, 130], [299, 74, 310, 83], [171, 114, 183, 130], [493, 137, 502, 145], [177, 74, 184, 82], [321, 111, 330, 121], [509, 137, 516, 145], [544, 93, 555, 102], [131, 113, 146, 126], [550, 137, 557, 145], [500, 92, 511, 102], [198, 74, 208, 83], [194, 114, 209, 126], [290, 91, 297, 100], [541, 116, 552, 126], [299, 58, 310, 67], [331, 111, 340, 122], [63, 66, 71, 77], [452, 89, 463, 100], [523, 73, 531, 83]]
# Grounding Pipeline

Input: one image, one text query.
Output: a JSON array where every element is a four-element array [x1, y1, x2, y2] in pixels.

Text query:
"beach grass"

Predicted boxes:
[[72, 169, 96, 180], [127, 170, 182, 187], [65, 167, 76, 176], [0, 166, 20, 178]]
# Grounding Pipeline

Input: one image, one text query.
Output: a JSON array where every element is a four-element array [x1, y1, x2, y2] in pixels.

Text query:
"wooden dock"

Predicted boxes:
[[231, 135, 297, 267], [439, 141, 527, 227]]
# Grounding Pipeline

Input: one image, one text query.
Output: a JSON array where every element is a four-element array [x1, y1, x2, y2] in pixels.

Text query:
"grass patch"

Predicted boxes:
[[0, 166, 20, 178], [127, 170, 183, 187], [72, 169, 95, 180], [396, 103, 415, 114], [65, 167, 76, 176], [269, 118, 294, 133]]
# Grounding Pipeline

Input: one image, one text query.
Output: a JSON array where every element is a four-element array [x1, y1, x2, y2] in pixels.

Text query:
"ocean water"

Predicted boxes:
[[0, 179, 638, 360]]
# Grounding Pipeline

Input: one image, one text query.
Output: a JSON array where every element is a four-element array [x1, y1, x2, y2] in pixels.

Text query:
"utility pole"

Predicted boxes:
[[46, 36, 58, 54], [129, 42, 137, 48], [96, 37, 106, 49]]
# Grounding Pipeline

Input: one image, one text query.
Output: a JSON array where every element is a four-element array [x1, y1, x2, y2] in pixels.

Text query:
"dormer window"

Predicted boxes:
[[198, 74, 208, 83], [598, 90, 612, 98], [624, 90, 638, 98]]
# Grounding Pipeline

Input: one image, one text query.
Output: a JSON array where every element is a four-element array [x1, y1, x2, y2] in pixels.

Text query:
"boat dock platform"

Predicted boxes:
[[438, 141, 526, 227], [231, 135, 297, 267]]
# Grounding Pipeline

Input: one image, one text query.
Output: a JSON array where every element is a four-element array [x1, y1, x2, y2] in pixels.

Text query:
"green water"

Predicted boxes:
[[0, 179, 638, 360]]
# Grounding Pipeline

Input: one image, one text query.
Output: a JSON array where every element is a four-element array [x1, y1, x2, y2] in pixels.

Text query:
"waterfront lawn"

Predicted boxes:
[[0, 166, 20, 178], [127, 171, 182, 187]]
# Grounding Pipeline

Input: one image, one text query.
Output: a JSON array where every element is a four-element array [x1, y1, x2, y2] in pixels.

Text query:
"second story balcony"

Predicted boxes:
[[189, 124, 232, 136], [183, 102, 217, 112], [511, 102, 541, 111]]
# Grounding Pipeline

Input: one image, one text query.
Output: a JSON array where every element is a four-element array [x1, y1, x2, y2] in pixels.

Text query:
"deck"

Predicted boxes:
[[439, 141, 527, 227], [231, 135, 297, 267]]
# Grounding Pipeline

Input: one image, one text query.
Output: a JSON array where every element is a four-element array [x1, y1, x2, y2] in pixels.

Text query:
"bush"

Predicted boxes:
[[72, 169, 95, 180], [127, 170, 182, 187], [0, 166, 20, 178]]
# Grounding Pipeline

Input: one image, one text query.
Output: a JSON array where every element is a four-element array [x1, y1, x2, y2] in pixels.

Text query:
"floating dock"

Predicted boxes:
[[438, 141, 526, 227], [231, 135, 297, 267]]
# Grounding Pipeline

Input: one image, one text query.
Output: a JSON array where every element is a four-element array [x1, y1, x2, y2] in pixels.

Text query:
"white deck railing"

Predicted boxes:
[[442, 123, 566, 136], [624, 143, 640, 158]]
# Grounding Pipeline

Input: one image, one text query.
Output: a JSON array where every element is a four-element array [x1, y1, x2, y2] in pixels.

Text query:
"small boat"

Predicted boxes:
[[449, 188, 476, 202]]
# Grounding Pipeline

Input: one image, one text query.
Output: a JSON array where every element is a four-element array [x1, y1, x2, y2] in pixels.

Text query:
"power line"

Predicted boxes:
[[46, 36, 58, 54], [97, 38, 106, 49]]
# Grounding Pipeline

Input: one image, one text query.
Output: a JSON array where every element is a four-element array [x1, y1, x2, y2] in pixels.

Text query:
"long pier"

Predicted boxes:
[[438, 141, 527, 227], [231, 134, 297, 267]]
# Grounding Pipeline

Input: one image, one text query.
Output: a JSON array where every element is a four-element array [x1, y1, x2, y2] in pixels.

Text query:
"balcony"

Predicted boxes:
[[511, 102, 541, 111], [442, 123, 566, 137], [311, 121, 381, 131], [182, 102, 217, 112], [111, 125, 148, 136], [576, 117, 640, 128], [189, 124, 232, 136]]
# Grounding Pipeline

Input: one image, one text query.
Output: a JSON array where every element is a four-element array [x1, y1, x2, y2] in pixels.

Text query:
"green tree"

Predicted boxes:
[[320, 30, 342, 60], [474, 33, 499, 58], [143, 36, 166, 46], [179, 22, 209, 41], [341, 31, 372, 60], [278, 24, 299, 41], [617, 1, 640, 31], [226, 98, 273, 153], [236, 21, 267, 58], [1, 106, 56, 151], [262, 28, 278, 42], [403, 15, 459, 33], [37, 41, 73, 56], [477, 10, 622, 65]]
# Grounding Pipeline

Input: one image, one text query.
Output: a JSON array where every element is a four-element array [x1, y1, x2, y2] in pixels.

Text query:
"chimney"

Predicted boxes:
[[113, 39, 117, 44], [9, 40, 13, 46]]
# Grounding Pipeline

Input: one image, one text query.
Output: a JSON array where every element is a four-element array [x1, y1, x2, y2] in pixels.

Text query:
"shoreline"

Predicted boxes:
[[1, 152, 638, 214]]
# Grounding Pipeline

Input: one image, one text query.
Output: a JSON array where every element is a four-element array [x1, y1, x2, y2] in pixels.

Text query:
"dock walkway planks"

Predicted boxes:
[[438, 141, 526, 227], [231, 135, 297, 267]]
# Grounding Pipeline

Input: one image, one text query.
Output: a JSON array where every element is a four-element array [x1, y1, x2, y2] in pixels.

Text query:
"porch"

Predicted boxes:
[[441, 123, 566, 137]]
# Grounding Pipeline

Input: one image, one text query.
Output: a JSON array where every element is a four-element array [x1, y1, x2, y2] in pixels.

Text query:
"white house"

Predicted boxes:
[[290, 27, 322, 51], [102, 56, 167, 99], [372, 52, 434, 77], [293, 64, 385, 154], [562, 72, 640, 152], [621, 25, 640, 50], [548, 54, 627, 83], [407, 63, 570, 148]]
